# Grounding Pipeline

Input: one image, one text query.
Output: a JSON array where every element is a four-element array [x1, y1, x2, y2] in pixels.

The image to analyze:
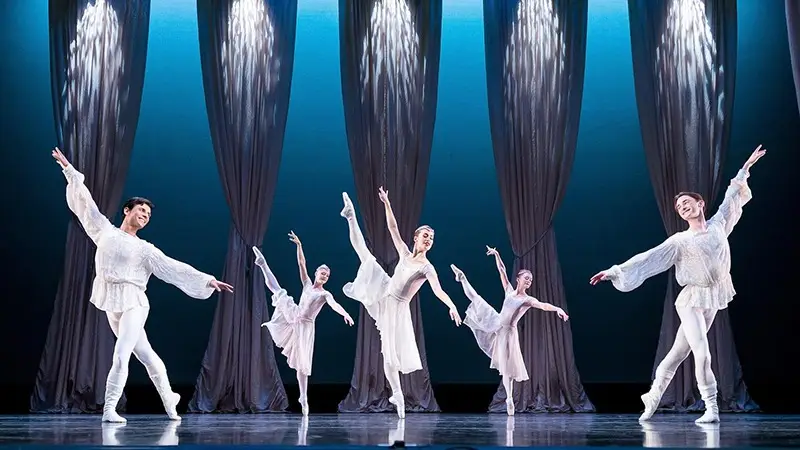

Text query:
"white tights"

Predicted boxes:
[[102, 306, 180, 422], [341, 194, 405, 418], [641, 306, 720, 423]]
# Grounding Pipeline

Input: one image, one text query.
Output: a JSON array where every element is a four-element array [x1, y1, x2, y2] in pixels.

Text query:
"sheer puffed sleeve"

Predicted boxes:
[[145, 244, 216, 299], [62, 164, 113, 244], [606, 235, 681, 292], [709, 169, 752, 236]]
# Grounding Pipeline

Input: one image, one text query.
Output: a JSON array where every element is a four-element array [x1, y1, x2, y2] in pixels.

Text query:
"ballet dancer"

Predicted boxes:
[[450, 246, 568, 415], [589, 145, 767, 424], [254, 231, 354, 415], [340, 188, 462, 418], [52, 147, 233, 423]]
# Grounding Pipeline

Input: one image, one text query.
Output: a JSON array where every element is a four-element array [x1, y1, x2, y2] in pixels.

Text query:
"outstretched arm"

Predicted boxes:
[[146, 244, 229, 299], [528, 298, 568, 321], [52, 147, 113, 244], [378, 187, 411, 257], [288, 231, 311, 286], [252, 247, 283, 295], [589, 235, 680, 292], [709, 145, 765, 236], [486, 246, 511, 291], [424, 266, 462, 326], [325, 293, 354, 326]]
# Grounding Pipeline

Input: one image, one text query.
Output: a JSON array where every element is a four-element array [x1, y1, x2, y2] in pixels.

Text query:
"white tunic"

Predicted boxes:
[[606, 169, 751, 310], [63, 164, 216, 313]]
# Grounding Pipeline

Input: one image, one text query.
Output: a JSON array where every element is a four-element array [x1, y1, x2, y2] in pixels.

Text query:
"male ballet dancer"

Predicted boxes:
[[590, 145, 766, 423], [52, 147, 233, 423]]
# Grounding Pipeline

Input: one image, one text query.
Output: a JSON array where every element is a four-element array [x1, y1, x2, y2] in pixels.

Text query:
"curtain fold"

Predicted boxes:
[[188, 0, 297, 413], [483, 0, 594, 413], [787, 0, 800, 114], [337, 0, 442, 413], [628, 0, 758, 413], [30, 0, 150, 414]]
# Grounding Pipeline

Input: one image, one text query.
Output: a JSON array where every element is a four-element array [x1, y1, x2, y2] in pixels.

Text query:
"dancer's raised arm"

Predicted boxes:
[[485, 246, 511, 291], [288, 231, 311, 286], [423, 266, 462, 326], [710, 145, 765, 236], [324, 293, 354, 326], [145, 244, 232, 297], [52, 147, 113, 244], [527, 297, 569, 321], [377, 187, 411, 257]]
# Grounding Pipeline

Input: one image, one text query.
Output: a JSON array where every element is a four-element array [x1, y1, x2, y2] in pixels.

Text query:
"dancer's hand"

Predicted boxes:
[[556, 308, 569, 321], [589, 271, 609, 285], [209, 279, 234, 292], [449, 307, 462, 326], [450, 264, 465, 282], [343, 314, 354, 326], [52, 147, 69, 168], [288, 230, 301, 246], [486, 246, 499, 256], [378, 186, 390, 204], [743, 144, 766, 171]]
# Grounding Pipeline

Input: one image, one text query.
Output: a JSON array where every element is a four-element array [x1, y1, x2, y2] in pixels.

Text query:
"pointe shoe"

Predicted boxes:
[[389, 394, 405, 419], [450, 264, 464, 281], [340, 193, 354, 218], [164, 392, 182, 421], [299, 397, 309, 416], [506, 399, 515, 416]]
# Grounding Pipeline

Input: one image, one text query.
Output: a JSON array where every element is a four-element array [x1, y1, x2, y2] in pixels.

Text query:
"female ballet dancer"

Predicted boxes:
[[589, 145, 766, 423], [339, 188, 462, 418], [254, 231, 354, 415], [450, 246, 568, 415], [52, 147, 233, 423]]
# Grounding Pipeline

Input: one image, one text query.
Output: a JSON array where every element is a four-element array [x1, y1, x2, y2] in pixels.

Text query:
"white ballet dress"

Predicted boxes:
[[263, 279, 329, 376], [342, 255, 434, 374], [464, 284, 531, 382]]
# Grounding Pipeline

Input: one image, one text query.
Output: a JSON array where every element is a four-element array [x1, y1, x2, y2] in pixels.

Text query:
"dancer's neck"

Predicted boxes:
[[119, 223, 139, 236], [686, 216, 707, 232]]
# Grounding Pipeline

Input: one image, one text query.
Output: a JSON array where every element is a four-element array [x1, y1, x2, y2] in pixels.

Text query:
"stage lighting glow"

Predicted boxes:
[[360, 0, 423, 122], [656, 0, 724, 173], [502, 0, 566, 135], [222, 0, 280, 109], [65, 0, 123, 131]]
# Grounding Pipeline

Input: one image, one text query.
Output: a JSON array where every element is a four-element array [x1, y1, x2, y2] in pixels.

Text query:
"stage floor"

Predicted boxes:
[[0, 413, 797, 448]]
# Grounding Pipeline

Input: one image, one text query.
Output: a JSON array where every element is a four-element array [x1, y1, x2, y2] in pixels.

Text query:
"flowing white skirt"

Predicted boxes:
[[343, 256, 422, 374], [263, 289, 315, 376], [464, 295, 529, 382]]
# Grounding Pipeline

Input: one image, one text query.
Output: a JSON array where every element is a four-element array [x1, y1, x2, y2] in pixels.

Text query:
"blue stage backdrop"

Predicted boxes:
[[0, 0, 797, 388]]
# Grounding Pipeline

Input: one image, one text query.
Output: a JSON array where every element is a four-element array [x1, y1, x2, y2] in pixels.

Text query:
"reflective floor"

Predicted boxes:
[[0, 413, 797, 447]]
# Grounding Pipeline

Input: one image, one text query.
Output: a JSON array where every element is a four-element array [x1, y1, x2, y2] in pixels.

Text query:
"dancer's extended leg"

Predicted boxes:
[[107, 312, 180, 420], [384, 362, 405, 419], [253, 248, 283, 295], [103, 308, 148, 423], [297, 373, 309, 416], [678, 307, 719, 423], [502, 375, 514, 416], [340, 193, 371, 263], [640, 326, 690, 421]]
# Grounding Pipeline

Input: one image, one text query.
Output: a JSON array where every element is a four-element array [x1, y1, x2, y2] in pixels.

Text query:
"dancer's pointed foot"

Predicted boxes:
[[340, 193, 354, 219], [165, 392, 181, 421], [299, 397, 309, 416], [506, 399, 515, 416], [639, 392, 659, 421], [450, 264, 465, 282], [389, 394, 405, 419], [252, 246, 266, 266]]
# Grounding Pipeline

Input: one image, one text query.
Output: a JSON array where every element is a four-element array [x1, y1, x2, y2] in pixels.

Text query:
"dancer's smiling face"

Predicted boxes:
[[122, 197, 153, 230], [674, 192, 705, 222], [413, 226, 434, 253]]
